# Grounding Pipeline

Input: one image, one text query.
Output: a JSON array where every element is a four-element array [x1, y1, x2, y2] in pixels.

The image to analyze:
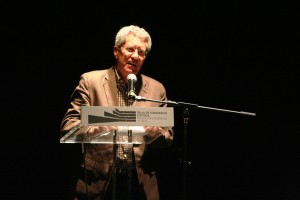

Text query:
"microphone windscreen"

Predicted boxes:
[[127, 74, 137, 81]]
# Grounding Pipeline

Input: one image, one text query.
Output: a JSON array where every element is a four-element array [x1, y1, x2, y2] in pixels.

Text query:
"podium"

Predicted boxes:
[[60, 106, 174, 144], [60, 106, 174, 200]]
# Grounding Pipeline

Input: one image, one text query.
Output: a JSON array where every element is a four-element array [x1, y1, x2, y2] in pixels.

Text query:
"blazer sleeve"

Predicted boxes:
[[60, 72, 92, 136]]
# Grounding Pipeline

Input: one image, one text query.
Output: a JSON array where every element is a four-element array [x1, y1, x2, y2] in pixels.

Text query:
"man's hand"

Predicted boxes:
[[144, 126, 164, 138], [87, 126, 119, 135]]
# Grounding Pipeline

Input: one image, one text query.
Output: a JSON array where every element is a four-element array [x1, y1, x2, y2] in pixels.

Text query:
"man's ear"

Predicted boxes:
[[113, 46, 119, 59]]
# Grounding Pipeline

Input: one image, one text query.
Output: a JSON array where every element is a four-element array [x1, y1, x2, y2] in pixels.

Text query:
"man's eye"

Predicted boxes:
[[127, 47, 135, 52], [138, 50, 145, 57]]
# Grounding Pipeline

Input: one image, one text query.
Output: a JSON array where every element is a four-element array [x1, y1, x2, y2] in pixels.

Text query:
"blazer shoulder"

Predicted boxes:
[[141, 74, 165, 88], [82, 69, 108, 78], [81, 67, 115, 82]]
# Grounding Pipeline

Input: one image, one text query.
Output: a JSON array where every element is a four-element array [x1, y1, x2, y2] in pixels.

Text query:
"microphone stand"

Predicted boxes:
[[136, 95, 256, 116], [134, 95, 256, 199]]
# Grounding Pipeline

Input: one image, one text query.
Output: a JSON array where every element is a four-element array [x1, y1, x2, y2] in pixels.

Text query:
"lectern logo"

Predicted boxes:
[[88, 108, 136, 124]]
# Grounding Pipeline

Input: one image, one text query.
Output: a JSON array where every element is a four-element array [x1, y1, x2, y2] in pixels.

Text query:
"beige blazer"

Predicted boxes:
[[60, 66, 174, 200]]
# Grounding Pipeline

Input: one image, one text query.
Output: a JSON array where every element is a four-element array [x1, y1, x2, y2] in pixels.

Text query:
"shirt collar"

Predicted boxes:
[[114, 66, 126, 89]]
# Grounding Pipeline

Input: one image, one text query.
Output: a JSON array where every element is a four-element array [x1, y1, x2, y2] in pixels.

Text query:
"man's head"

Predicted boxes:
[[113, 25, 152, 84]]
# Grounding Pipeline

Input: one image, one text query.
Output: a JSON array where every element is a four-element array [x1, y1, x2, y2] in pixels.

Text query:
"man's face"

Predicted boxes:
[[114, 33, 147, 83]]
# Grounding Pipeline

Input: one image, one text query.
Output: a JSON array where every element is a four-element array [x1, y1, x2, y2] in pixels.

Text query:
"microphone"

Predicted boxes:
[[127, 74, 137, 102]]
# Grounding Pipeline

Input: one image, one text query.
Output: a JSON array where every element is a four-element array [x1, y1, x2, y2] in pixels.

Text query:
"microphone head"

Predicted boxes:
[[127, 74, 137, 81]]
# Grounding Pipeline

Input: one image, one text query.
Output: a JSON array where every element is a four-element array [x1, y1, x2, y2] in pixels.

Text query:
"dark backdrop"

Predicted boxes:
[[1, 1, 299, 200]]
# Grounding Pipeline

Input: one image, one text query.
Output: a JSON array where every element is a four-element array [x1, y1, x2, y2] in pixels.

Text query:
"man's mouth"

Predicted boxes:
[[127, 63, 137, 68]]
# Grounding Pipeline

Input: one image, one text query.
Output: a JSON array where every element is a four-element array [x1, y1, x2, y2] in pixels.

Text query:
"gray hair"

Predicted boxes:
[[115, 25, 152, 55]]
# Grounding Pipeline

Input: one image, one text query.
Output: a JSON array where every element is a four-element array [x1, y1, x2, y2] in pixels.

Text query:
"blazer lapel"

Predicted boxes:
[[135, 75, 150, 107], [103, 67, 119, 106]]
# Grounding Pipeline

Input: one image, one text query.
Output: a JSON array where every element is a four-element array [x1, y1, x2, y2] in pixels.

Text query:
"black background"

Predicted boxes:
[[1, 1, 299, 199]]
